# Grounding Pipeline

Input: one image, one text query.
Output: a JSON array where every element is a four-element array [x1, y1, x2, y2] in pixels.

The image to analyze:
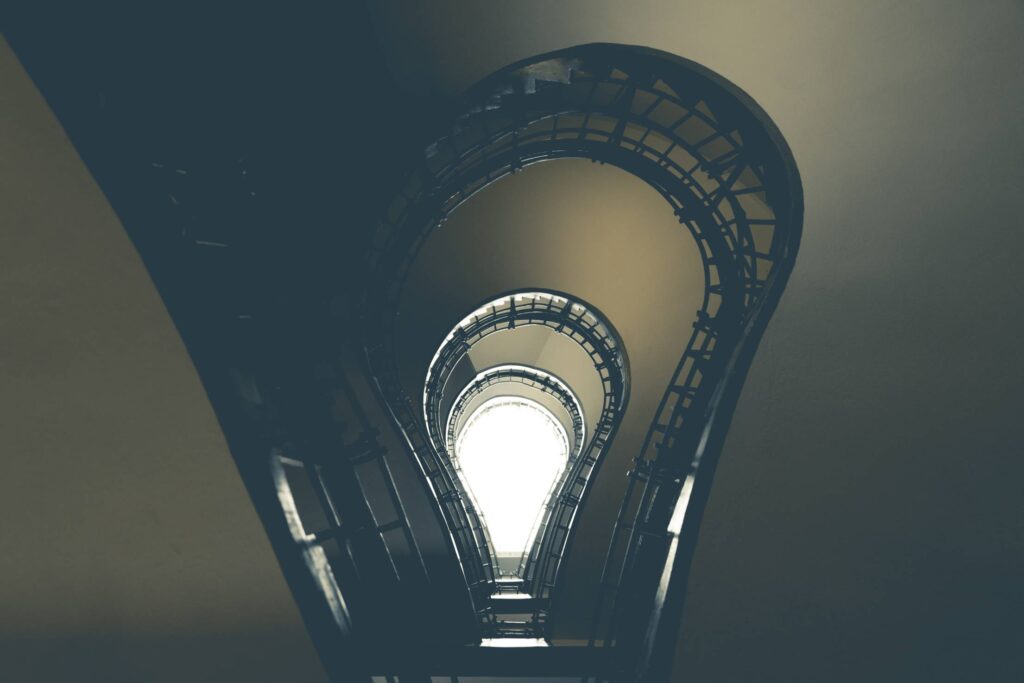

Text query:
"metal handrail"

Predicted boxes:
[[416, 291, 629, 634], [359, 43, 802, 681], [445, 365, 585, 462]]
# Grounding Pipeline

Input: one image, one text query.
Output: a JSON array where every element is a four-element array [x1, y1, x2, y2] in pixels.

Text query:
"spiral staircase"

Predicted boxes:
[[6, 9, 801, 680]]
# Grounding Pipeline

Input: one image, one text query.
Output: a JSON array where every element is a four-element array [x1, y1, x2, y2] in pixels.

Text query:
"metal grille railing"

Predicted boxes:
[[359, 44, 801, 681], [445, 365, 585, 462], [417, 291, 629, 634], [443, 364, 585, 637], [364, 341, 498, 620], [151, 157, 482, 653]]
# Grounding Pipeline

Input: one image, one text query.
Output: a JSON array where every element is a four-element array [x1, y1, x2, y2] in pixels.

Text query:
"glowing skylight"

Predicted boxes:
[[454, 397, 569, 557]]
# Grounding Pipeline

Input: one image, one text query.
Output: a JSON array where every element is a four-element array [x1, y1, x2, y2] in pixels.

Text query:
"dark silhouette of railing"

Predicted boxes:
[[442, 364, 584, 637], [416, 291, 629, 635], [445, 364, 585, 463], [361, 43, 802, 681], [16, 16, 803, 678], [147, 160, 483, 656]]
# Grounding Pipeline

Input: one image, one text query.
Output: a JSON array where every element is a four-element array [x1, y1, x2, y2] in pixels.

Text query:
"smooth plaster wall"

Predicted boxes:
[[0, 36, 326, 682], [368, 2, 1024, 680]]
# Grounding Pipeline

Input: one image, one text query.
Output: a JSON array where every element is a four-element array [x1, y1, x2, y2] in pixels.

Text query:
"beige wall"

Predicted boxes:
[[0, 37, 326, 682]]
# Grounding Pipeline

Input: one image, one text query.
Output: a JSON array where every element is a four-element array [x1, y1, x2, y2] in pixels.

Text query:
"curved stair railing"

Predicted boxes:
[[46, 33, 803, 682], [443, 363, 585, 637], [445, 364, 586, 463], [415, 290, 630, 635], [362, 43, 802, 681]]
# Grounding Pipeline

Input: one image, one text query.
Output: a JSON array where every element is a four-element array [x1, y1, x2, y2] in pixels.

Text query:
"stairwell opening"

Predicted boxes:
[[454, 396, 569, 561]]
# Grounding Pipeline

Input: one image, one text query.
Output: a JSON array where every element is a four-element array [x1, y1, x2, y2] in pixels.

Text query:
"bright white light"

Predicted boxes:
[[455, 397, 569, 556]]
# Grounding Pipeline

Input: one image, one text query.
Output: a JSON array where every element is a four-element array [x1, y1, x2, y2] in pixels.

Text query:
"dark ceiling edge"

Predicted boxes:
[[1, 6, 425, 681]]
